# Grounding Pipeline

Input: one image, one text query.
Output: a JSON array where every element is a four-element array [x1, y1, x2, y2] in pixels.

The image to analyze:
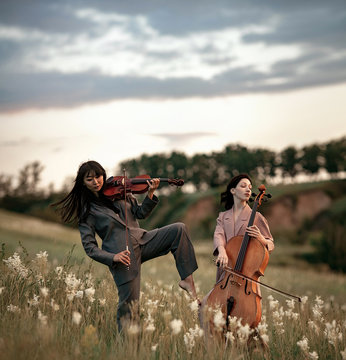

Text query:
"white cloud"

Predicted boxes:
[[1, 8, 301, 81]]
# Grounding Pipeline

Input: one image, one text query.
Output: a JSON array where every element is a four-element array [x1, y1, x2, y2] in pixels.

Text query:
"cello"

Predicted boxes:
[[203, 185, 271, 331]]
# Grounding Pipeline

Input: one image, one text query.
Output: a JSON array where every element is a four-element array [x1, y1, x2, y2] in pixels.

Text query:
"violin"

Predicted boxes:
[[103, 174, 184, 200], [203, 185, 271, 332]]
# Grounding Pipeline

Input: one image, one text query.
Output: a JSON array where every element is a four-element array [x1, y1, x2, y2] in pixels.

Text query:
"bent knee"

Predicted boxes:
[[173, 222, 187, 232]]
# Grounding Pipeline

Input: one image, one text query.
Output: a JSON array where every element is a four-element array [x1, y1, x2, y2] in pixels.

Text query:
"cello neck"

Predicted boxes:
[[234, 199, 260, 272]]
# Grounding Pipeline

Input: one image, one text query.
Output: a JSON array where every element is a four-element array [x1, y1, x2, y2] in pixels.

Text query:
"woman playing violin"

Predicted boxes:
[[214, 174, 274, 283], [53, 160, 198, 332]]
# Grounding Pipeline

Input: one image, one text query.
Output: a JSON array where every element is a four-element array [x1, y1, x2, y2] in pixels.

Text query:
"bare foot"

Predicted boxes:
[[179, 276, 200, 305]]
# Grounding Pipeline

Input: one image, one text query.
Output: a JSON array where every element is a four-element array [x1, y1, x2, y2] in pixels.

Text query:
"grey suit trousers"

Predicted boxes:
[[110, 222, 198, 331]]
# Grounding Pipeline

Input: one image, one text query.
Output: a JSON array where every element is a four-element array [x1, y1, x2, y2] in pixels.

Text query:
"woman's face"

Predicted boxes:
[[231, 178, 252, 202], [83, 171, 104, 194]]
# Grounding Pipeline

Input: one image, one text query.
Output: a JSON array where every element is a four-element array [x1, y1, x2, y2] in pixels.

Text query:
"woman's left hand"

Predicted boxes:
[[246, 225, 266, 244], [147, 178, 160, 199]]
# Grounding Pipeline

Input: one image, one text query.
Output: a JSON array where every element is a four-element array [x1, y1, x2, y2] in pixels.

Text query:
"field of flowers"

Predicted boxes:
[[1, 243, 345, 360]]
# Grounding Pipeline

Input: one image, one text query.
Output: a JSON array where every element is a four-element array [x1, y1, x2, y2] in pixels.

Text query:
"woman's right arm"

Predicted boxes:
[[213, 212, 229, 267], [79, 217, 115, 267]]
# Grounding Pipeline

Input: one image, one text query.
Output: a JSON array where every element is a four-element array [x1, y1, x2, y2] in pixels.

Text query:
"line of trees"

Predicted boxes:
[[119, 137, 346, 190], [0, 137, 345, 206]]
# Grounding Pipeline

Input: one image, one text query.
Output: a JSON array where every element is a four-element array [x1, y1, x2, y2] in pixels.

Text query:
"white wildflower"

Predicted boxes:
[[312, 296, 324, 322], [75, 290, 84, 299], [84, 287, 95, 303], [36, 251, 48, 260], [272, 306, 285, 334], [286, 299, 295, 310], [84, 272, 94, 288], [297, 336, 309, 352], [65, 272, 82, 301], [324, 320, 343, 346], [127, 324, 140, 335], [213, 309, 226, 331], [38, 310, 48, 326], [151, 344, 158, 351], [65, 273, 81, 290], [3, 252, 29, 278], [257, 321, 269, 343], [237, 323, 253, 344], [40, 287, 49, 298], [227, 316, 239, 331], [268, 295, 279, 311], [99, 298, 106, 306], [183, 325, 203, 353], [34, 251, 48, 272], [50, 299, 60, 311], [28, 294, 40, 307], [225, 331, 235, 345], [189, 299, 199, 312], [301, 296, 308, 305], [55, 266, 64, 279], [308, 320, 320, 334], [72, 311, 82, 325], [309, 351, 319, 360], [170, 319, 183, 335], [145, 322, 156, 332], [7, 304, 20, 313]]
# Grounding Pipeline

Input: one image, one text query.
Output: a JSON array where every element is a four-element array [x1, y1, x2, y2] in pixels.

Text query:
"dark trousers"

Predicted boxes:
[[115, 222, 198, 331]]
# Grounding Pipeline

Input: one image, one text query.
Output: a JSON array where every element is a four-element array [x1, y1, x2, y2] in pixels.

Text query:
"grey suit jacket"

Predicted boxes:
[[79, 194, 159, 285]]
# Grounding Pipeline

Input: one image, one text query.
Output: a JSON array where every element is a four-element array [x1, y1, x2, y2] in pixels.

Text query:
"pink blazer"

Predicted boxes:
[[213, 204, 273, 283]]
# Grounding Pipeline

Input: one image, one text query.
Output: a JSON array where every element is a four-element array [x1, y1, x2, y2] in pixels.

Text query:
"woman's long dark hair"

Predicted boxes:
[[52, 160, 113, 223], [220, 174, 252, 210]]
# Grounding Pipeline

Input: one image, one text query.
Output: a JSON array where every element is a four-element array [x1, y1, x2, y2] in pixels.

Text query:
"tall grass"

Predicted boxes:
[[0, 246, 345, 360]]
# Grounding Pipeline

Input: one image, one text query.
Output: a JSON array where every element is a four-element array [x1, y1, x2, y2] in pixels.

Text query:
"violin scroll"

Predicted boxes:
[[168, 178, 184, 187]]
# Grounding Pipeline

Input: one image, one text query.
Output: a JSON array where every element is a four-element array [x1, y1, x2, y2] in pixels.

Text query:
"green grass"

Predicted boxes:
[[1, 209, 346, 359]]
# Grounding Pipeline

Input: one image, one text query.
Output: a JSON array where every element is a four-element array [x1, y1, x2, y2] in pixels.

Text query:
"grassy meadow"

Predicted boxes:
[[0, 208, 346, 359]]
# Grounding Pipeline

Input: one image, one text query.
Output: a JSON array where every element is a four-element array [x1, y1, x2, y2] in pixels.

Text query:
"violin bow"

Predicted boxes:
[[123, 168, 129, 270], [214, 260, 302, 302]]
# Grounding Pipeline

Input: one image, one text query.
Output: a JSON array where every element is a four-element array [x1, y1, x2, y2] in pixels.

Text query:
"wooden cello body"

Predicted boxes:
[[207, 234, 269, 328], [203, 185, 270, 331]]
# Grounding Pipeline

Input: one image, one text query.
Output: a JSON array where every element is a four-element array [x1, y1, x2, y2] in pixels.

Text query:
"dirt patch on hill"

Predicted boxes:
[[183, 196, 217, 231], [265, 190, 332, 232]]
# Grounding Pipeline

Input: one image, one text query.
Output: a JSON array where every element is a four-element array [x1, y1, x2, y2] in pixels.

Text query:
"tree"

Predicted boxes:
[[300, 144, 323, 176], [280, 146, 299, 178], [15, 161, 45, 196], [323, 138, 346, 176]]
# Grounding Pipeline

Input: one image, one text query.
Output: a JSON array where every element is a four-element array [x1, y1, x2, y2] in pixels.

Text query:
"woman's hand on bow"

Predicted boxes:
[[216, 246, 228, 268], [113, 250, 131, 266]]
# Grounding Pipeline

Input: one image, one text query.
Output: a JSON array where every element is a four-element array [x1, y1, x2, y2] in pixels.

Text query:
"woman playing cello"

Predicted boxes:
[[214, 174, 274, 283], [200, 174, 274, 333]]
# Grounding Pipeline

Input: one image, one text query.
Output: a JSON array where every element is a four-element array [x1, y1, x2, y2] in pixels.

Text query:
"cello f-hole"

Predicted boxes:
[[244, 279, 251, 295], [220, 274, 231, 290]]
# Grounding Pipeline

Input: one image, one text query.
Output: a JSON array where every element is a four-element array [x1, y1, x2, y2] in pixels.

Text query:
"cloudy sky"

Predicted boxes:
[[1, 0, 346, 189]]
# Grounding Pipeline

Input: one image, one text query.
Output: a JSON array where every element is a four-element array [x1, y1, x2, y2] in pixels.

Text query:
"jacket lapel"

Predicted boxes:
[[90, 203, 126, 227], [235, 204, 252, 235], [223, 208, 235, 238]]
